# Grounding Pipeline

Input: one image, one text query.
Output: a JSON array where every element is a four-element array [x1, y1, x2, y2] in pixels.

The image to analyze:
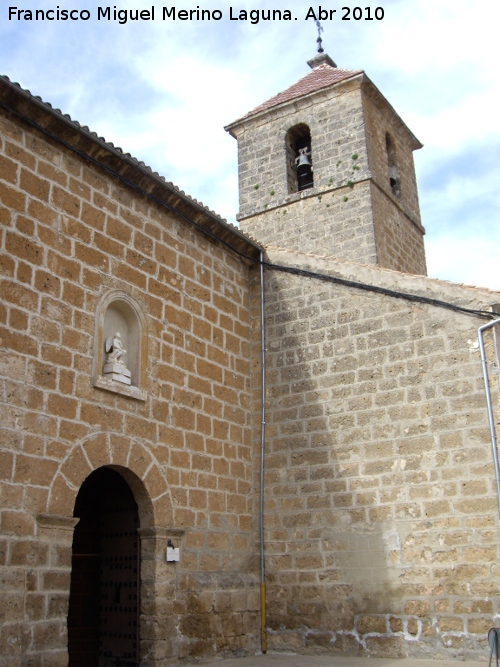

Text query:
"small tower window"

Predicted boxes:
[[285, 123, 314, 193], [386, 133, 401, 197]]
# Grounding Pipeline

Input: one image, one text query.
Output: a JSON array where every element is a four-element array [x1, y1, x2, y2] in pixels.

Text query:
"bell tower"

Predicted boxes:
[[225, 54, 427, 275]]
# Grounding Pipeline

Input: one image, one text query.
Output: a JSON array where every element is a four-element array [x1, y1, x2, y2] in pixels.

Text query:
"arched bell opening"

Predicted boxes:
[[68, 467, 140, 667], [285, 123, 314, 193]]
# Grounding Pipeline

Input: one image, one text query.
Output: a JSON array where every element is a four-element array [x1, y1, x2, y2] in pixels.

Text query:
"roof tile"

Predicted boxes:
[[243, 62, 362, 121]]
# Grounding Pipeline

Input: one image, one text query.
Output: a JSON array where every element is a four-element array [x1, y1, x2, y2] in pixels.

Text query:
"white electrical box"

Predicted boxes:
[[166, 546, 180, 562]]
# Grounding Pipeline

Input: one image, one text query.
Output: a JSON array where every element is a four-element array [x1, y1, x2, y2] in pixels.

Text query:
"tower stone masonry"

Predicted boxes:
[[226, 53, 426, 275]]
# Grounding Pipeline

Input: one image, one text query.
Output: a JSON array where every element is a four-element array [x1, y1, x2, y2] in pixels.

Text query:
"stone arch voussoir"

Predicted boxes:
[[47, 432, 172, 529]]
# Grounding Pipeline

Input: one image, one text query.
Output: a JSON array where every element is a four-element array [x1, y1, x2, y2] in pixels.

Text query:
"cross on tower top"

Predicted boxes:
[[315, 20, 324, 53]]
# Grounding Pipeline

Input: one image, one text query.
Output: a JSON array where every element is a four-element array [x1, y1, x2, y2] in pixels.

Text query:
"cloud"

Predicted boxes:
[[420, 141, 500, 289], [426, 235, 500, 292]]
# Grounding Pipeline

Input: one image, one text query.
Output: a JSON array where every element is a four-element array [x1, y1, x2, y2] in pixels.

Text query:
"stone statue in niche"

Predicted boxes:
[[103, 332, 131, 385]]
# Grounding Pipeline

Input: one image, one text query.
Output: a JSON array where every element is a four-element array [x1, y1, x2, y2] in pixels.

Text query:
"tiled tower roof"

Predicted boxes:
[[240, 54, 362, 122]]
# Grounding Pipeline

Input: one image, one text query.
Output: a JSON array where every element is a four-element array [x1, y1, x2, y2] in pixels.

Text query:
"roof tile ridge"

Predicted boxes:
[[264, 245, 500, 294]]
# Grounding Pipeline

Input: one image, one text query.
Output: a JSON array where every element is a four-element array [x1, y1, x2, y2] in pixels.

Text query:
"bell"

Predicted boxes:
[[296, 148, 312, 172]]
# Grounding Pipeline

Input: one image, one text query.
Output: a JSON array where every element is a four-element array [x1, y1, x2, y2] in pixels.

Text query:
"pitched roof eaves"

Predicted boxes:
[[0, 74, 262, 258], [225, 69, 363, 135]]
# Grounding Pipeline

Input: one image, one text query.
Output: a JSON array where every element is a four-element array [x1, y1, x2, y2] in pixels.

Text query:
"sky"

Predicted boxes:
[[1, 0, 499, 290]]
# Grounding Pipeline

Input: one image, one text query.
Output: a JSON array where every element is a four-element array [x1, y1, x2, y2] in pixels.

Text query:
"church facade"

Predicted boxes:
[[0, 54, 499, 666]]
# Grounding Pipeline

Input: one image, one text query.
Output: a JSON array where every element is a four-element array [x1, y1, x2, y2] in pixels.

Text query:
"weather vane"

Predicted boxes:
[[315, 20, 324, 53]]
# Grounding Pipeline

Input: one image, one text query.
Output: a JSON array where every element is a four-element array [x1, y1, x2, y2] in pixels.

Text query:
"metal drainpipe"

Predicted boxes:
[[478, 317, 500, 517], [259, 251, 267, 654]]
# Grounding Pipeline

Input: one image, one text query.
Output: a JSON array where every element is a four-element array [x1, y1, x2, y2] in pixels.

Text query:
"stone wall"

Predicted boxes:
[[241, 181, 378, 268], [0, 106, 259, 666], [252, 248, 500, 660], [371, 182, 427, 277]]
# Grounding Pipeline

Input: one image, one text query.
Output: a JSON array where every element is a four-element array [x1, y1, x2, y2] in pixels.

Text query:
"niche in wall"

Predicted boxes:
[[93, 291, 147, 401]]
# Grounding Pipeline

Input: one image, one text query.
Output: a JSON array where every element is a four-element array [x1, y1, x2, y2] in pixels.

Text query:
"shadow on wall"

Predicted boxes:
[[259, 267, 496, 660]]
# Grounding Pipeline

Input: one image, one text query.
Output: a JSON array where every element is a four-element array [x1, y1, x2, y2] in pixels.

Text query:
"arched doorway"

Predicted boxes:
[[68, 467, 140, 666]]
